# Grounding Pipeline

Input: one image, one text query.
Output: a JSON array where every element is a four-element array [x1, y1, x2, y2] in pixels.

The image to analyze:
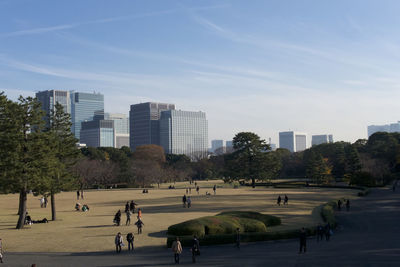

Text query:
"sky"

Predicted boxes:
[[1, 0, 400, 146]]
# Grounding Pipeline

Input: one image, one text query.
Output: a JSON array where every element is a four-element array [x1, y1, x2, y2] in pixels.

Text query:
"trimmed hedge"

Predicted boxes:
[[167, 211, 280, 237]]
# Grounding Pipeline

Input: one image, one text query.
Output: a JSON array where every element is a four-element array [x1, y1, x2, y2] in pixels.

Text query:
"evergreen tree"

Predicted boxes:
[[225, 132, 273, 187], [44, 102, 79, 221], [0, 94, 51, 229]]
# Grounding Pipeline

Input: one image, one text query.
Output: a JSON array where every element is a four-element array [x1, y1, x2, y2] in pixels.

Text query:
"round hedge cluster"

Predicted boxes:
[[167, 211, 281, 237]]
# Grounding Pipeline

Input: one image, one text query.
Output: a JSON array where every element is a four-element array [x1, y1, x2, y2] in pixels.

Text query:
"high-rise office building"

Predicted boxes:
[[279, 131, 307, 152], [312, 134, 334, 146], [80, 119, 114, 148], [105, 113, 129, 148], [71, 92, 104, 141], [160, 110, 208, 159], [129, 102, 175, 150], [36, 90, 71, 121], [211, 140, 224, 153], [367, 122, 400, 137], [226, 140, 233, 148]]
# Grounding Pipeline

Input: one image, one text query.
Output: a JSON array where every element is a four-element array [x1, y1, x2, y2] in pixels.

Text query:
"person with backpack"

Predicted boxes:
[[171, 237, 183, 264], [115, 232, 123, 253], [191, 235, 200, 263], [126, 232, 134, 251]]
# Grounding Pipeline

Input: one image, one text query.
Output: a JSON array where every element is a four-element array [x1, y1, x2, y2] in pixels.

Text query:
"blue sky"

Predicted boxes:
[[1, 0, 400, 146]]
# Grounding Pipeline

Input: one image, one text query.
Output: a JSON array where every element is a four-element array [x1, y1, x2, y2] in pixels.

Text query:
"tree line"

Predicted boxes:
[[1, 92, 399, 229]]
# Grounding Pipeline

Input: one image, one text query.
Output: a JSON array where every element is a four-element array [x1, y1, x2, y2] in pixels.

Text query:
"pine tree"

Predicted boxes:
[[44, 102, 79, 221], [0, 94, 51, 229]]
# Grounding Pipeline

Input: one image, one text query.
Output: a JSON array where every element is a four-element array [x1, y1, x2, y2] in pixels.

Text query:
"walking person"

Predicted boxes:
[[171, 237, 183, 264], [213, 185, 216, 195], [299, 227, 307, 253], [346, 199, 350, 211], [316, 223, 324, 242], [325, 223, 331, 241], [115, 232, 123, 253], [187, 196, 192, 208], [130, 200, 137, 214], [135, 218, 144, 234], [44, 196, 48, 208], [125, 201, 130, 213], [284, 195, 288, 205], [0, 238, 3, 263], [182, 195, 187, 208], [80, 190, 84, 200], [39, 197, 44, 208], [126, 232, 134, 251], [137, 208, 142, 219], [126, 210, 132, 226], [76, 190, 80, 200], [196, 186, 200, 195], [277, 195, 282, 206], [337, 199, 342, 211], [189, 187, 192, 194], [191, 235, 200, 263], [235, 228, 241, 248]]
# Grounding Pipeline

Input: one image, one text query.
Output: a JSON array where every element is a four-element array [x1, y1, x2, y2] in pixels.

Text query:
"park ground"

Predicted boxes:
[[0, 180, 357, 253], [2, 186, 400, 266]]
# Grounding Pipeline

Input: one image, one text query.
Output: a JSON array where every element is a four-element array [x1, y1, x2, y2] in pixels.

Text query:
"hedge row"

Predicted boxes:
[[167, 228, 316, 248], [167, 211, 280, 237], [167, 199, 344, 247]]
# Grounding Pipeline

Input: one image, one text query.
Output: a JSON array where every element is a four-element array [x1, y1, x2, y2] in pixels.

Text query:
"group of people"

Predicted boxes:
[[277, 195, 289, 206], [182, 195, 192, 208], [75, 203, 90, 212], [316, 223, 333, 242], [114, 232, 135, 253], [113, 201, 144, 234], [171, 235, 200, 264]]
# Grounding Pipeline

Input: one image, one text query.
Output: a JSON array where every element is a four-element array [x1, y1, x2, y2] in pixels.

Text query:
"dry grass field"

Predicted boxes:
[[0, 180, 358, 252]]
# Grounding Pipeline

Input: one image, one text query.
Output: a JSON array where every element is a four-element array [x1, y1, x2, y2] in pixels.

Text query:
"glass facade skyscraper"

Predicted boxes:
[[279, 131, 307, 152], [71, 92, 104, 141], [160, 110, 208, 159], [80, 119, 114, 147], [36, 90, 71, 121], [105, 113, 130, 148], [129, 102, 175, 150]]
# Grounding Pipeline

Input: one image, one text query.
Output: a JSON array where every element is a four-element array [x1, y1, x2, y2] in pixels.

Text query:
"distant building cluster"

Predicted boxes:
[[36, 91, 208, 159], [367, 121, 400, 137], [278, 131, 333, 152]]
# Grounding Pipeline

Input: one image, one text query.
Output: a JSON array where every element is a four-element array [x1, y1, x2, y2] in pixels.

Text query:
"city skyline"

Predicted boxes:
[[2, 1, 400, 144]]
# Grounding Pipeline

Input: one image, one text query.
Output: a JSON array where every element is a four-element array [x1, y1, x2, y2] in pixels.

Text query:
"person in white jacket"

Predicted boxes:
[[115, 232, 123, 253]]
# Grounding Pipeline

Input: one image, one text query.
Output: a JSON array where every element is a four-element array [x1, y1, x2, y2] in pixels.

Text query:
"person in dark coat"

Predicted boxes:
[[126, 232, 134, 251], [235, 228, 241, 248], [114, 210, 121, 226], [130, 200, 137, 213], [337, 199, 342, 211], [346, 199, 350, 211], [316, 223, 324, 242], [299, 227, 307, 253], [135, 219, 144, 234], [125, 202, 130, 213], [284, 195, 288, 205], [191, 235, 200, 263], [76, 190, 80, 200], [277, 195, 282, 206], [182, 195, 187, 208], [325, 223, 331, 241]]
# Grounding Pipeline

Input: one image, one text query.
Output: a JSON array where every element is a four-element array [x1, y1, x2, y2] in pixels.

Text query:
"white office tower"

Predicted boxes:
[[279, 131, 307, 152], [312, 134, 334, 146]]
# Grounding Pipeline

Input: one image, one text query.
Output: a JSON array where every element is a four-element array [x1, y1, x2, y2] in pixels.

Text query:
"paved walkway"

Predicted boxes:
[[3, 187, 400, 267]]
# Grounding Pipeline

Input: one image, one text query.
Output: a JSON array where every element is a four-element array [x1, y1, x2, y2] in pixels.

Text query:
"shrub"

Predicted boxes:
[[349, 171, 376, 187], [167, 211, 280, 237]]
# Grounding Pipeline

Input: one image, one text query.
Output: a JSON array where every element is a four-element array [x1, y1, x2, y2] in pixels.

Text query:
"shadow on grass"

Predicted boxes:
[[148, 230, 167, 238], [76, 224, 117, 229]]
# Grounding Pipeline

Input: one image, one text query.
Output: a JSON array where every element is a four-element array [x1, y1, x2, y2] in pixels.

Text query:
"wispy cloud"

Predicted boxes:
[[1, 5, 229, 38]]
